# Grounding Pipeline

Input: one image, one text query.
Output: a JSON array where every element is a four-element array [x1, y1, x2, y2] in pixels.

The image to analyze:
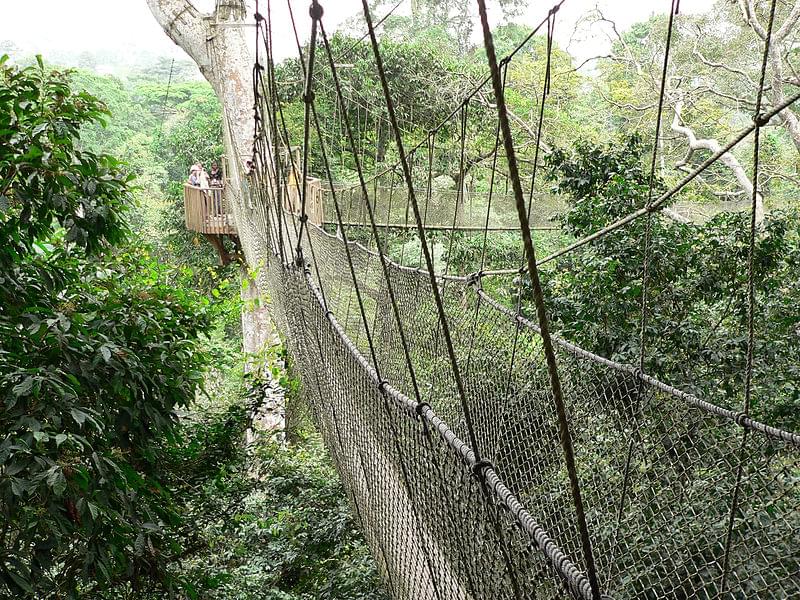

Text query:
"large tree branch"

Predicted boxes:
[[738, 0, 767, 40], [692, 33, 758, 89], [775, 0, 800, 41], [767, 45, 800, 152], [145, 0, 210, 71], [727, 1, 800, 152], [671, 101, 764, 224]]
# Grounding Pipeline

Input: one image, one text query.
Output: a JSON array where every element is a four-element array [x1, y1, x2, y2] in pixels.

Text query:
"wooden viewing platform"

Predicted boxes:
[[184, 183, 240, 265], [184, 183, 237, 235]]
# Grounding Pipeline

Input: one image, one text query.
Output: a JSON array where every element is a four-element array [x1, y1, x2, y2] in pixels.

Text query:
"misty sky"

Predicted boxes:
[[0, 1, 715, 71]]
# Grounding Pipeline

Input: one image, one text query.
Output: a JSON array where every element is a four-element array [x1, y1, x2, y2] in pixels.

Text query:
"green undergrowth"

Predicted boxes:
[[164, 384, 387, 600]]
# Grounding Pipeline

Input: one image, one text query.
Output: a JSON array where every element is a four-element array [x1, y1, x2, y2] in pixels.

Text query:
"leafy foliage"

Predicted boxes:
[[171, 421, 388, 600], [535, 135, 799, 428], [0, 58, 211, 598], [0, 56, 129, 264]]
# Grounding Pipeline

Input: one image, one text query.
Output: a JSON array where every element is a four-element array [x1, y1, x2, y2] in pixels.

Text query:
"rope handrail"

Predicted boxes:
[[301, 266, 597, 600], [230, 1, 800, 597]]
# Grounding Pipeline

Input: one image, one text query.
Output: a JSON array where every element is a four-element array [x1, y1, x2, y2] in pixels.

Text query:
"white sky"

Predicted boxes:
[[0, 0, 716, 71]]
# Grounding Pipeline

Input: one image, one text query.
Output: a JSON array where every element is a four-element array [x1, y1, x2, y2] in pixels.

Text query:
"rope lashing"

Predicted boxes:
[[721, 0, 778, 592], [476, 1, 601, 598]]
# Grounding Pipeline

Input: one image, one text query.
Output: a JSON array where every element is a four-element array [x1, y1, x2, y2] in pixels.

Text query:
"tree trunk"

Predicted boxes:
[[146, 0, 281, 428]]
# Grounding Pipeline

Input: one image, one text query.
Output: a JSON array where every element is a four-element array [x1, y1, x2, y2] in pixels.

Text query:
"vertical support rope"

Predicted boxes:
[[420, 133, 435, 269], [359, 4, 526, 595], [479, 65, 506, 271], [507, 8, 555, 398], [318, 19, 427, 405], [295, 0, 322, 262], [359, 0, 483, 463], [444, 101, 469, 275], [306, 67, 445, 600], [720, 0, 777, 591], [475, 2, 602, 598], [616, 0, 680, 532]]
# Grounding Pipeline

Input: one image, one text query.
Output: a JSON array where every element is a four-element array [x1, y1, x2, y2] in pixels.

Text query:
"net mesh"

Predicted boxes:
[[221, 0, 800, 597], [235, 210, 799, 599]]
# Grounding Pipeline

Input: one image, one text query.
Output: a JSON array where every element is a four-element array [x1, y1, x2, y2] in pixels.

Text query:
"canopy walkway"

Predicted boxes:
[[209, 1, 800, 598]]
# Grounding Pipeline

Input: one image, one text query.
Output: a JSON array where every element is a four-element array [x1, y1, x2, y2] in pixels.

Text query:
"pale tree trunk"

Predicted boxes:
[[671, 102, 764, 225], [146, 0, 280, 427]]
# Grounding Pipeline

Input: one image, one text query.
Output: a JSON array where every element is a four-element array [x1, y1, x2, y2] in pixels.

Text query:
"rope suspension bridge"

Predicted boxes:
[[206, 0, 799, 597]]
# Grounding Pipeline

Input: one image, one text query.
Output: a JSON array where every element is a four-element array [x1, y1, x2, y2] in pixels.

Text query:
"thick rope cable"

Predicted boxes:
[[359, 4, 528, 594], [476, 2, 602, 598], [720, 0, 777, 591], [295, 0, 322, 262], [359, 0, 484, 462], [317, 18, 428, 406]]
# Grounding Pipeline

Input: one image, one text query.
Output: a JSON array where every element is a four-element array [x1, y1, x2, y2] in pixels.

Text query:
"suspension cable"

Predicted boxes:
[[475, 2, 602, 598]]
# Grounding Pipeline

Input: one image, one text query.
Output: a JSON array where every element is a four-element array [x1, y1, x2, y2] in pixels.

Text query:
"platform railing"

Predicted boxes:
[[184, 183, 236, 235]]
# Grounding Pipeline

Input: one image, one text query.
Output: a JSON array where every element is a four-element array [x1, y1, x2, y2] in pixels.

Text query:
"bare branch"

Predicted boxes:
[[472, 88, 553, 154], [775, 0, 800, 41], [145, 0, 209, 70], [671, 101, 764, 224], [692, 30, 758, 88], [738, 0, 767, 40], [555, 54, 612, 76]]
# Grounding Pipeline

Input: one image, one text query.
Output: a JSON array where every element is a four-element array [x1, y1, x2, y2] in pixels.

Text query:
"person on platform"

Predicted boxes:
[[197, 165, 210, 191], [209, 162, 223, 185]]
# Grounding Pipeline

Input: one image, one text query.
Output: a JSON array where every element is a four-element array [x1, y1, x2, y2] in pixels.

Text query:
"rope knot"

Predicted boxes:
[[299, 214, 309, 224], [309, 1, 324, 20], [414, 401, 431, 419], [466, 270, 483, 287], [377, 379, 390, 392], [472, 459, 494, 479], [734, 412, 749, 427], [754, 112, 770, 127], [303, 91, 315, 104], [294, 251, 305, 269], [254, 12, 264, 22]]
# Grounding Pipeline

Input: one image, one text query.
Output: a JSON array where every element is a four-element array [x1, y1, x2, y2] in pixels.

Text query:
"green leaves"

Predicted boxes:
[[0, 60, 130, 266], [0, 60, 212, 599], [540, 135, 800, 429]]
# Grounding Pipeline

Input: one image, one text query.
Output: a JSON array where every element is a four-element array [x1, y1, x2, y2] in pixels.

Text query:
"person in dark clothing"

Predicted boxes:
[[209, 162, 223, 185]]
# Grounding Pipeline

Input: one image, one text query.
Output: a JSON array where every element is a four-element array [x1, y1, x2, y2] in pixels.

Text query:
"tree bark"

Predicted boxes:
[[146, 0, 280, 427], [737, 0, 800, 152]]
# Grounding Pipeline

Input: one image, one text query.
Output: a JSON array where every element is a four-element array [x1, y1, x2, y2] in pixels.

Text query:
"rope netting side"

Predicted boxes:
[[228, 1, 800, 599]]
